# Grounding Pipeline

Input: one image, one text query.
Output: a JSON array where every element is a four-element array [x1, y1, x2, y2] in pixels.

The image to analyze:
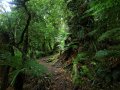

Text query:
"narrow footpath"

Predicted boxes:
[[38, 57, 73, 90]]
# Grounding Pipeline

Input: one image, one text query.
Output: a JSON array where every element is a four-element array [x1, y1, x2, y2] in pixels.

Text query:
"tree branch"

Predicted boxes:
[[17, 2, 31, 46]]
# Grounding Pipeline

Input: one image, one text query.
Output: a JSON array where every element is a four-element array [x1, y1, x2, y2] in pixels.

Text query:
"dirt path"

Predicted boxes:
[[38, 57, 73, 90], [6, 57, 73, 90]]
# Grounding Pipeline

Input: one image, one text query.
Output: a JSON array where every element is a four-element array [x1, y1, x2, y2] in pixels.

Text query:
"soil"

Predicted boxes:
[[37, 57, 73, 90]]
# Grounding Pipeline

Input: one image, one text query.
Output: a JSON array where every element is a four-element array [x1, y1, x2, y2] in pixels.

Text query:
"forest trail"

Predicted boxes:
[[6, 57, 74, 90], [38, 57, 73, 90]]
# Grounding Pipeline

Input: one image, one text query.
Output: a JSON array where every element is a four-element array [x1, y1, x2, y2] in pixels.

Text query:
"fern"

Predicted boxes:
[[98, 28, 120, 42], [75, 53, 88, 63], [72, 63, 79, 85], [24, 60, 48, 77], [95, 50, 120, 59], [109, 45, 120, 50], [72, 53, 90, 85], [0, 50, 48, 86], [95, 50, 108, 59], [9, 69, 25, 86], [0, 50, 22, 69]]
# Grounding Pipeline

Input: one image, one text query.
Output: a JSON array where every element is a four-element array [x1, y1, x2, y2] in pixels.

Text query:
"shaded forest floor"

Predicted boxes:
[[38, 57, 73, 90], [22, 56, 73, 90]]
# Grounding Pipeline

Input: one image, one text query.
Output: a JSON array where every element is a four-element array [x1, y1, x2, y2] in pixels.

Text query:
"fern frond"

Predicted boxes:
[[95, 50, 120, 59], [98, 28, 120, 42], [24, 60, 48, 77]]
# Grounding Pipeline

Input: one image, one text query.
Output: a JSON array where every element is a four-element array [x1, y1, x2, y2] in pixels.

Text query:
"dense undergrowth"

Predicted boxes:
[[0, 0, 120, 90], [62, 0, 120, 89]]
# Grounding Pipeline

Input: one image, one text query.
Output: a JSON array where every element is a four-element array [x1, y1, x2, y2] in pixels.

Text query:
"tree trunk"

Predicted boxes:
[[13, 1, 31, 90], [14, 73, 24, 90], [1, 66, 10, 90]]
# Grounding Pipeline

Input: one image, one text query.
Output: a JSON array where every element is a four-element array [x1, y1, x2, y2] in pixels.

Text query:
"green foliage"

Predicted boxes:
[[0, 50, 48, 86], [98, 28, 120, 42], [72, 63, 80, 85], [73, 53, 87, 64], [0, 0, 68, 57], [0, 0, 68, 89], [0, 0, 120, 89], [66, 0, 120, 89], [0, 0, 69, 88], [26, 0, 68, 55], [9, 59, 48, 86], [72, 53, 91, 85], [95, 50, 120, 59], [24, 60, 48, 77], [0, 50, 22, 68], [95, 50, 109, 59]]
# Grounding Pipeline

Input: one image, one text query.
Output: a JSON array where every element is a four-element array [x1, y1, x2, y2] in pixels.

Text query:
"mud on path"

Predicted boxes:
[[38, 57, 73, 90]]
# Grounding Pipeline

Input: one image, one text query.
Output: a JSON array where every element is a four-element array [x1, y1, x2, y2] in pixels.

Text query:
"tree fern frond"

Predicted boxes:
[[24, 60, 48, 77], [95, 50, 108, 59], [9, 68, 25, 86], [98, 28, 120, 42], [95, 50, 120, 59]]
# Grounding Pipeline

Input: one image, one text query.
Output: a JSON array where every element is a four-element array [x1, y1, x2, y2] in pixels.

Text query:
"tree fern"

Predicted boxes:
[[0, 50, 48, 86]]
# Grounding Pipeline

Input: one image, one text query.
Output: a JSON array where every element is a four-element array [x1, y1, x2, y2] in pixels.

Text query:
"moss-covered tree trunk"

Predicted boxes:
[[14, 1, 31, 90]]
